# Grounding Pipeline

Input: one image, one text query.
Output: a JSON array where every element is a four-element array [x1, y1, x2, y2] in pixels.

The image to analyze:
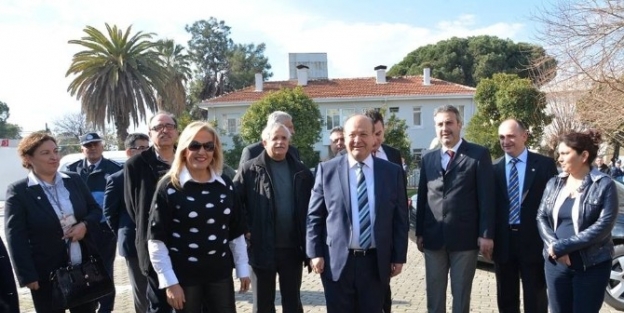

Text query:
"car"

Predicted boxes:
[[408, 179, 624, 311], [59, 150, 128, 171]]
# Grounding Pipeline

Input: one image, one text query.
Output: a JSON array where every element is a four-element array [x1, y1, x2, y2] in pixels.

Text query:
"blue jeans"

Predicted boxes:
[[544, 258, 610, 313]]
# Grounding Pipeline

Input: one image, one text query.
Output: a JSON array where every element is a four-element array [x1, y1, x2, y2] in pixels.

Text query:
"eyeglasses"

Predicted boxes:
[[150, 123, 176, 132], [188, 141, 215, 152], [130, 145, 149, 151]]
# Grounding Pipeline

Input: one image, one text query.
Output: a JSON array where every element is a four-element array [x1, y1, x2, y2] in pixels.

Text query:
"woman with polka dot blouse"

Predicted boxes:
[[147, 122, 249, 312]]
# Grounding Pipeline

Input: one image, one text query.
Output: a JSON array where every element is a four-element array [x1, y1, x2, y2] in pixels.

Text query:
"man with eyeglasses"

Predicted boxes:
[[234, 122, 313, 313], [103, 133, 150, 313], [67, 132, 122, 313], [124, 113, 179, 313]]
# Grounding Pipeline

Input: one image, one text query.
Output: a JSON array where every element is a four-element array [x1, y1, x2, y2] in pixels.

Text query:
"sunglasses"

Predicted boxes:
[[150, 123, 176, 132], [188, 141, 215, 152]]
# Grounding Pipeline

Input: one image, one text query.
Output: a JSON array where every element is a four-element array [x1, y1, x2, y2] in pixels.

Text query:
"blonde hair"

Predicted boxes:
[[166, 121, 224, 190]]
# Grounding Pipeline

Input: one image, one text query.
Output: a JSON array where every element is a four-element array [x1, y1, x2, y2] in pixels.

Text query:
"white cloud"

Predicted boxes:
[[0, 0, 526, 133]]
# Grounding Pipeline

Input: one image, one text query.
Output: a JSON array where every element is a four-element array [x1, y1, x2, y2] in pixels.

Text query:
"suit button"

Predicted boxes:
[[443, 214, 447, 218]]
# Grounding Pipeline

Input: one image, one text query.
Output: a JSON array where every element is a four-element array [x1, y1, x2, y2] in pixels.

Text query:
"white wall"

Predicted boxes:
[[0, 148, 27, 200]]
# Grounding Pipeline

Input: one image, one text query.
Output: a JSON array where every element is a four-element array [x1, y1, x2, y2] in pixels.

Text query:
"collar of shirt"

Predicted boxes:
[[375, 146, 388, 160], [440, 138, 463, 157], [27, 171, 70, 187], [505, 148, 528, 165], [179, 166, 226, 187], [87, 158, 102, 169], [347, 153, 374, 170]]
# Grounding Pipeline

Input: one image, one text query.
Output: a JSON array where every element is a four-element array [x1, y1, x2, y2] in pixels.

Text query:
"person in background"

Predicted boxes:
[[5, 132, 101, 313], [594, 156, 610, 174], [537, 130, 618, 313], [0, 233, 19, 313], [124, 112, 179, 313], [67, 132, 121, 313], [328, 126, 345, 159], [148, 121, 249, 312], [239, 111, 301, 166], [102, 133, 150, 313]]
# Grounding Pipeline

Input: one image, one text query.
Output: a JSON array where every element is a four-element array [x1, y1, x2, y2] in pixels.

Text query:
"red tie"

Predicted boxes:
[[446, 150, 455, 169]]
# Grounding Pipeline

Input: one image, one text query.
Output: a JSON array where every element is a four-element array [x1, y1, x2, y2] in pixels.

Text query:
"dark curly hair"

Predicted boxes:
[[17, 132, 57, 169], [559, 129, 602, 166]]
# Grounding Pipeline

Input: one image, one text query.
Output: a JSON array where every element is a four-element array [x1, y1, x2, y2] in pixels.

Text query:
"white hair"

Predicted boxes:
[[261, 122, 291, 141], [266, 111, 292, 126]]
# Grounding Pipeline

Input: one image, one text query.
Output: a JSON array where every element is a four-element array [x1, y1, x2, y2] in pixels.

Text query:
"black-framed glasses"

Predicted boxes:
[[150, 123, 176, 132], [130, 145, 149, 151], [188, 141, 215, 152]]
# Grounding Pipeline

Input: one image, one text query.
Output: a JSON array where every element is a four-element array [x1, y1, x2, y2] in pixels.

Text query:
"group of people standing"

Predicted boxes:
[[0, 103, 619, 313]]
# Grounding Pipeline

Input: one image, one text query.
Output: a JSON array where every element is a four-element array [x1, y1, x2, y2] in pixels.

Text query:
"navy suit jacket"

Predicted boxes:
[[306, 155, 409, 282], [4, 172, 102, 286], [103, 169, 138, 258]]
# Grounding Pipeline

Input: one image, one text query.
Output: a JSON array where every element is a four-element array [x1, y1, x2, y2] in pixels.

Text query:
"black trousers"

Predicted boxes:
[[94, 223, 117, 313], [146, 268, 173, 313], [494, 232, 548, 313], [176, 277, 236, 313], [322, 251, 384, 313], [31, 280, 97, 313], [252, 248, 303, 313]]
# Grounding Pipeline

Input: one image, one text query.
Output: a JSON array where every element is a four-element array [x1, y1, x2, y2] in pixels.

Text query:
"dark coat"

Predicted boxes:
[[124, 146, 171, 274], [103, 169, 138, 258], [233, 151, 313, 270], [0, 235, 18, 313], [493, 151, 558, 263], [4, 172, 102, 286], [416, 140, 495, 251], [239, 141, 301, 167], [67, 157, 122, 211]]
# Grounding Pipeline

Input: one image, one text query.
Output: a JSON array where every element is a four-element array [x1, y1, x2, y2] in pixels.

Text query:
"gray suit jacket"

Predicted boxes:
[[415, 140, 495, 251]]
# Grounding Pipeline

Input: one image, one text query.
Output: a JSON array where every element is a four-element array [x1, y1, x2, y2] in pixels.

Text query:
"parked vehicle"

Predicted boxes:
[[59, 150, 128, 171]]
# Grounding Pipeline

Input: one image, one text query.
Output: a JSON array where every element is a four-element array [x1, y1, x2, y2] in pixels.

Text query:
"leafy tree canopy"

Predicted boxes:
[[240, 87, 322, 167], [465, 73, 551, 158], [388, 35, 556, 87], [0, 101, 22, 139]]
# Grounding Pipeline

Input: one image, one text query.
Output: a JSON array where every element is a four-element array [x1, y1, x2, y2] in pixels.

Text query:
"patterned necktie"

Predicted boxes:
[[446, 150, 455, 170], [356, 162, 372, 249], [508, 158, 521, 224]]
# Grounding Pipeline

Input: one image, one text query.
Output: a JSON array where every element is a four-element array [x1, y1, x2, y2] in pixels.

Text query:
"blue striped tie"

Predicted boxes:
[[508, 158, 521, 224], [356, 163, 372, 249]]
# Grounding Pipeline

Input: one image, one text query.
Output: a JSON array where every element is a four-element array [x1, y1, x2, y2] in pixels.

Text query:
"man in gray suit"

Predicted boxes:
[[416, 105, 495, 313]]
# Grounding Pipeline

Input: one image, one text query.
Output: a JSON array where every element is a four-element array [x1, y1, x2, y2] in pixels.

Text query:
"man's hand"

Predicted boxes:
[[166, 284, 185, 310], [239, 277, 251, 293], [26, 281, 39, 290], [390, 263, 404, 277], [416, 236, 424, 252], [310, 257, 324, 274], [478, 237, 494, 261]]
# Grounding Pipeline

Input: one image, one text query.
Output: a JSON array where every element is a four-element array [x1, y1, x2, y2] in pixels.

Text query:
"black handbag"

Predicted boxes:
[[49, 239, 114, 309]]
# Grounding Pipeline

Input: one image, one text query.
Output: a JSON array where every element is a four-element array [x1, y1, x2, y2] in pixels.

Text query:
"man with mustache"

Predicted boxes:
[[239, 111, 301, 166], [416, 105, 495, 313]]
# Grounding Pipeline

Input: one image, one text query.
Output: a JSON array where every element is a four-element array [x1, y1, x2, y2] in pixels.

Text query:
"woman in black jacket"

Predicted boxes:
[[4, 132, 102, 313], [537, 130, 618, 313]]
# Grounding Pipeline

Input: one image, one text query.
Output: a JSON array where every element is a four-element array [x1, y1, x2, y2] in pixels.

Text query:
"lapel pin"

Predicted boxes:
[[532, 168, 535, 172], [37, 196, 41, 200]]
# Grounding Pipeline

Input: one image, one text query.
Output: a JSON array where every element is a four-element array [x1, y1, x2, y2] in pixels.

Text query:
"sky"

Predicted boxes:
[[0, 0, 551, 134]]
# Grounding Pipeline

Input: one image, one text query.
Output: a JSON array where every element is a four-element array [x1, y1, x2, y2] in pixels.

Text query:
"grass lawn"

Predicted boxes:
[[407, 188, 417, 198]]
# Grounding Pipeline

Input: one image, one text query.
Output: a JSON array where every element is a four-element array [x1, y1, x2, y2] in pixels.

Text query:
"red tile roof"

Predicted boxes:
[[201, 76, 475, 105]]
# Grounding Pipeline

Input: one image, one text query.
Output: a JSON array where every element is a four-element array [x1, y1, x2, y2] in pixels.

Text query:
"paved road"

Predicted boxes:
[[0, 204, 620, 312]]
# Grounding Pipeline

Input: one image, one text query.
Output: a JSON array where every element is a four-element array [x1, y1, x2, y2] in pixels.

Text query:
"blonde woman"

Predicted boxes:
[[147, 122, 249, 313]]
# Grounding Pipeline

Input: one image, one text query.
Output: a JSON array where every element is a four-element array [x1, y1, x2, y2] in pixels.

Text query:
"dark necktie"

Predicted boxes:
[[88, 164, 95, 173], [446, 150, 455, 170], [356, 162, 372, 249], [508, 158, 520, 224]]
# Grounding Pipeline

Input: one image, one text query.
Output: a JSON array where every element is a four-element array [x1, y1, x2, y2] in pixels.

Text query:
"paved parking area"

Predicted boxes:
[[1, 204, 620, 312]]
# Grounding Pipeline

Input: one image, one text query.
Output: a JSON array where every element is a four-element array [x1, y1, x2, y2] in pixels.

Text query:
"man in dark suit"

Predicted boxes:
[[0, 234, 18, 313], [416, 105, 495, 313], [103, 133, 150, 313], [493, 119, 557, 313], [364, 109, 405, 313], [307, 114, 409, 313], [239, 111, 301, 166]]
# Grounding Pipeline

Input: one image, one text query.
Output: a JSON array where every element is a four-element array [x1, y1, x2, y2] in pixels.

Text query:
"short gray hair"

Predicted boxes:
[[433, 105, 462, 124], [330, 126, 343, 135], [261, 123, 291, 141], [266, 111, 292, 126]]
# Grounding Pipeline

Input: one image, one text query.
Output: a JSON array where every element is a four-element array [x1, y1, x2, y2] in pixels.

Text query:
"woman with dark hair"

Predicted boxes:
[[147, 121, 249, 313], [4, 132, 102, 313], [537, 130, 618, 313]]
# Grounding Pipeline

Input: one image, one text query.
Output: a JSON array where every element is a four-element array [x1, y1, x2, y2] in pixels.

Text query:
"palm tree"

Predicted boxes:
[[155, 39, 192, 116], [66, 24, 168, 148]]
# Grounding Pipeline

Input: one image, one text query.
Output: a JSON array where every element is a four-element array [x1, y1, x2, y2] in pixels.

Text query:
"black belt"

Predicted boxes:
[[348, 249, 376, 256], [509, 224, 520, 231]]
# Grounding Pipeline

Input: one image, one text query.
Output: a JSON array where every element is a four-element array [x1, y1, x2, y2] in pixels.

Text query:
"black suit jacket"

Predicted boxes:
[[416, 140, 495, 251], [380, 144, 402, 167], [4, 172, 102, 286], [493, 151, 558, 263], [239, 141, 301, 167], [103, 169, 138, 258]]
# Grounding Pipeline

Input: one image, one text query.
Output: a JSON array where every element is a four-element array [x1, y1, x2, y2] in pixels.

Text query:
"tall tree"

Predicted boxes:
[[388, 35, 556, 87], [239, 87, 322, 167], [66, 24, 169, 147], [465, 73, 551, 158], [0, 101, 22, 139], [155, 39, 192, 116]]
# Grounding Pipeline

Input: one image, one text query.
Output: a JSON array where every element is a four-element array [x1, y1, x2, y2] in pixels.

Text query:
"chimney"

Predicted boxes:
[[296, 64, 309, 86], [374, 65, 387, 84], [423, 68, 431, 86], [254, 73, 263, 92]]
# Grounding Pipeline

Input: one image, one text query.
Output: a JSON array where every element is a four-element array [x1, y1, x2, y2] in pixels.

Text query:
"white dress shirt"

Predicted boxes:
[[440, 139, 463, 170]]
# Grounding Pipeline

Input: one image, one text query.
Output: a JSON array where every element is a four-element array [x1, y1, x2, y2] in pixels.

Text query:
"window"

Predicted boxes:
[[223, 114, 240, 134], [326, 108, 356, 130], [412, 148, 424, 164], [389, 107, 399, 113], [458, 105, 465, 122], [412, 106, 422, 126]]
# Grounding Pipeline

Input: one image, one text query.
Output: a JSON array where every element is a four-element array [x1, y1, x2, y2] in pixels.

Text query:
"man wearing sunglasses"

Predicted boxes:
[[124, 112, 179, 313], [103, 133, 150, 313], [239, 111, 301, 167], [67, 132, 122, 313]]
